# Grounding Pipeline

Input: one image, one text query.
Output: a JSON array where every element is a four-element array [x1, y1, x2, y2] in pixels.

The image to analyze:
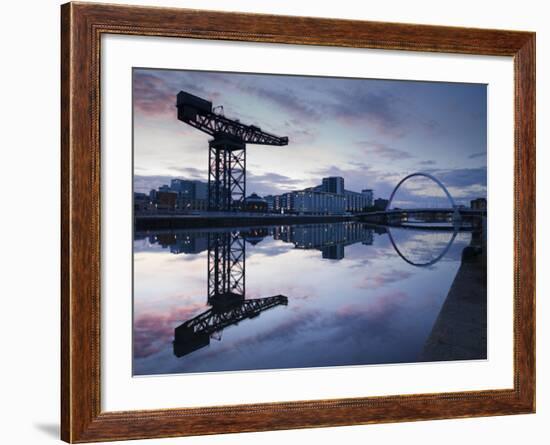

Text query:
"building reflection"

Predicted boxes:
[[273, 222, 373, 260], [137, 221, 376, 261], [136, 223, 373, 358], [135, 218, 487, 366], [135, 223, 375, 358]]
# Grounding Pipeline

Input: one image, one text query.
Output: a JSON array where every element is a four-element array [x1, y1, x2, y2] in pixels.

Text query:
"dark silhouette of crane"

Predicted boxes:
[[173, 231, 288, 358], [173, 294, 288, 357], [176, 91, 289, 211]]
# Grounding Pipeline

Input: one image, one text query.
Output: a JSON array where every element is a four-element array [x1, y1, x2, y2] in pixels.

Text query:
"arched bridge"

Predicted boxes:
[[386, 172, 456, 210], [358, 172, 486, 226]]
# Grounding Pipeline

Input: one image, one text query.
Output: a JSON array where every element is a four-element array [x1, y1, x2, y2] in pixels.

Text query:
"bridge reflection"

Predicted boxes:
[[137, 220, 474, 266], [387, 227, 459, 267], [135, 220, 484, 360]]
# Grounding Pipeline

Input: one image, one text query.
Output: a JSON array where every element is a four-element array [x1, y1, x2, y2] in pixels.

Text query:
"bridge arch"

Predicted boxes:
[[387, 226, 458, 267], [386, 172, 456, 211]]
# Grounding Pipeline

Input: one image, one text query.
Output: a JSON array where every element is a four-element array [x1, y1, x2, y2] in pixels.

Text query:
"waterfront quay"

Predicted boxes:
[[135, 211, 355, 230], [420, 228, 487, 361]]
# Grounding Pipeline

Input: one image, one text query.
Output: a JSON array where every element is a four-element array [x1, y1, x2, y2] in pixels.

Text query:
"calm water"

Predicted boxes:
[[133, 222, 485, 376]]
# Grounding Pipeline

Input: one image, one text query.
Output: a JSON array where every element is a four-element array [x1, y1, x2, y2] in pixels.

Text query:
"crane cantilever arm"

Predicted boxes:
[[176, 90, 289, 146], [173, 295, 289, 357], [176, 295, 289, 338]]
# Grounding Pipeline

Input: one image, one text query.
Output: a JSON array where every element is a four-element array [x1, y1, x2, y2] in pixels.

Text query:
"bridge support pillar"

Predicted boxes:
[[452, 207, 462, 228]]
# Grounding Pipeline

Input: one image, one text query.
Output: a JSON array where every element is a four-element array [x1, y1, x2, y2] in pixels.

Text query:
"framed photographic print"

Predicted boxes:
[[61, 2, 535, 442]]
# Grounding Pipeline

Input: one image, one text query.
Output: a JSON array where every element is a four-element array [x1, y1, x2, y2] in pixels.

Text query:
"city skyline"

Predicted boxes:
[[136, 174, 372, 200], [133, 68, 487, 207]]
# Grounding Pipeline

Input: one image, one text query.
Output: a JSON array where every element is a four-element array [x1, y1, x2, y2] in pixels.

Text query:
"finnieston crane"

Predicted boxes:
[[176, 91, 289, 211], [173, 294, 289, 357], [173, 231, 288, 358]]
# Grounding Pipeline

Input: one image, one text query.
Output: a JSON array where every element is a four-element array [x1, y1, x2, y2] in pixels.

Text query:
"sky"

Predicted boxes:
[[133, 68, 487, 207]]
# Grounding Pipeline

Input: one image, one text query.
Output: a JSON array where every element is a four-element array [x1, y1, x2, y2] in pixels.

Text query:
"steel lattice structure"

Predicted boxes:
[[207, 232, 246, 306], [176, 295, 288, 343], [173, 231, 288, 358], [176, 91, 288, 211], [207, 138, 247, 211], [180, 111, 289, 145]]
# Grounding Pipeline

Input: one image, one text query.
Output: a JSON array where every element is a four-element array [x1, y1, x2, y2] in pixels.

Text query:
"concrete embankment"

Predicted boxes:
[[135, 213, 356, 230], [419, 245, 487, 362]]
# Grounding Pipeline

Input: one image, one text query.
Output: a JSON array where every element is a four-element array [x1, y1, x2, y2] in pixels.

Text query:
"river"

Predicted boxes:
[[132, 221, 486, 376]]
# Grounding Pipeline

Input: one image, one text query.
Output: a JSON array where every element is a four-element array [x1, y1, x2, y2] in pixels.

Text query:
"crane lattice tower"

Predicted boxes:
[[176, 91, 289, 211]]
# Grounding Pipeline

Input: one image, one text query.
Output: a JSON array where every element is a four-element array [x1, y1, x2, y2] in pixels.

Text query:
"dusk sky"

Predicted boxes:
[[133, 68, 487, 206]]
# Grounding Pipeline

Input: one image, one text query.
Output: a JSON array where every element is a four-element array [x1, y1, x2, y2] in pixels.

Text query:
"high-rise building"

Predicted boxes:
[[293, 190, 346, 215], [279, 192, 295, 213], [193, 181, 208, 200], [269, 177, 373, 215], [361, 189, 374, 207], [322, 176, 344, 195], [156, 191, 177, 211], [169, 178, 208, 211], [470, 198, 487, 210], [374, 198, 389, 210], [170, 179, 208, 199], [263, 195, 276, 212], [170, 179, 195, 196], [133, 192, 151, 213]]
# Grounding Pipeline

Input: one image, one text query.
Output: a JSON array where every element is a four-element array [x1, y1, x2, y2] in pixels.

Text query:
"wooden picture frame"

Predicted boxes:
[[61, 2, 535, 442]]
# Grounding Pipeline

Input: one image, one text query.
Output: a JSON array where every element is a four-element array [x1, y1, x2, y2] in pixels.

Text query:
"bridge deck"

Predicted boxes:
[[358, 208, 486, 218]]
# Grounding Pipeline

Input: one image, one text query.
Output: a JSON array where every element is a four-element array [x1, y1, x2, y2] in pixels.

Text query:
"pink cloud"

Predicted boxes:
[[133, 303, 204, 358], [355, 269, 413, 290]]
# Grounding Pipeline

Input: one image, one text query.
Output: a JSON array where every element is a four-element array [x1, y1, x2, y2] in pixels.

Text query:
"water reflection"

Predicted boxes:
[[174, 231, 288, 358], [133, 221, 486, 375], [387, 227, 458, 267]]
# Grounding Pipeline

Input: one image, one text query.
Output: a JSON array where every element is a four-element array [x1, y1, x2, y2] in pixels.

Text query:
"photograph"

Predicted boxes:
[[132, 68, 488, 376]]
